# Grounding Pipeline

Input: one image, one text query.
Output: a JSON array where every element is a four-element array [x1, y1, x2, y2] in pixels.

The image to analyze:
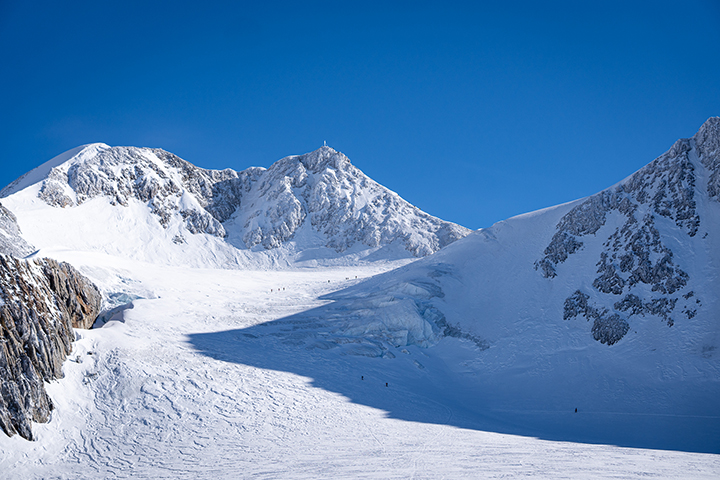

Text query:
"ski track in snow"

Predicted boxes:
[[0, 256, 718, 479]]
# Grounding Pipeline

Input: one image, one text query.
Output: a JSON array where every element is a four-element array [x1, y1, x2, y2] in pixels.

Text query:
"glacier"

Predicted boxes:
[[0, 121, 719, 478]]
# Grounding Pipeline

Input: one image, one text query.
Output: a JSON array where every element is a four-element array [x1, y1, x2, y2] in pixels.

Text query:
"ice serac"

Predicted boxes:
[[0, 201, 34, 257], [0, 254, 101, 440]]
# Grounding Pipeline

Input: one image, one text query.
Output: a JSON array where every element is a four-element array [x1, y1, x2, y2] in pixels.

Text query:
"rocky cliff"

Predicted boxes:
[[0, 254, 101, 440], [535, 116, 719, 344], [0, 201, 34, 258]]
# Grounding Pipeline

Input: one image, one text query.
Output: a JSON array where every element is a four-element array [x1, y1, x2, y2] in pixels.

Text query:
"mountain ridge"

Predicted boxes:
[[1, 144, 471, 267], [237, 118, 719, 431]]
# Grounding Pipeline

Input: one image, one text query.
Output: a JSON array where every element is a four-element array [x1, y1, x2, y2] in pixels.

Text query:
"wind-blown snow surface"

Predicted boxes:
[[0, 251, 718, 479]]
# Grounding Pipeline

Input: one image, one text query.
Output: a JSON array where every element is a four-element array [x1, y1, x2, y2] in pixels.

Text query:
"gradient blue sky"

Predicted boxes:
[[1, 0, 718, 229]]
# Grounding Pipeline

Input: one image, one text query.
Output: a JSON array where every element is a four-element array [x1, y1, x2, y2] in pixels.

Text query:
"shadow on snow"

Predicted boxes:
[[187, 280, 720, 455]]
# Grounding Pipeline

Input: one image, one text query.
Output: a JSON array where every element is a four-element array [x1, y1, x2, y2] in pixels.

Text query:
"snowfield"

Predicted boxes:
[[0, 251, 718, 479], [1, 122, 719, 478]]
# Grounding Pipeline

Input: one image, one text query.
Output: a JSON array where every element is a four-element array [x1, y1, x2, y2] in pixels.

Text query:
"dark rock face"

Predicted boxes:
[[0, 201, 34, 258], [537, 117, 719, 345], [0, 254, 101, 440], [563, 290, 630, 345]]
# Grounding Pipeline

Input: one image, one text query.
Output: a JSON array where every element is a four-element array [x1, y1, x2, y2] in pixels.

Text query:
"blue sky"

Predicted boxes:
[[1, 0, 718, 229]]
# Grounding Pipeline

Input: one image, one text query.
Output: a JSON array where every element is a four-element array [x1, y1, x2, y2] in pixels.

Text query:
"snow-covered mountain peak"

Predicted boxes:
[[0, 143, 110, 198], [1, 144, 471, 267], [228, 145, 472, 255], [695, 115, 720, 142], [292, 145, 347, 172]]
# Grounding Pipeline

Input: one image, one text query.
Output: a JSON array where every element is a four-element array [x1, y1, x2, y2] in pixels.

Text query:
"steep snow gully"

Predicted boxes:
[[1, 120, 719, 478]]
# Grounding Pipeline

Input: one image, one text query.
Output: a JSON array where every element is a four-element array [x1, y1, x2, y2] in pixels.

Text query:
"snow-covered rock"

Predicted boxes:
[[283, 118, 719, 423], [0, 254, 101, 440], [0, 145, 471, 267], [2, 143, 233, 238], [535, 116, 719, 344], [0, 201, 34, 258], [229, 146, 470, 256]]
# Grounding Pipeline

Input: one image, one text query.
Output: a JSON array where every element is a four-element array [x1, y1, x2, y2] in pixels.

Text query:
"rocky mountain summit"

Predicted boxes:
[[229, 146, 470, 255], [0, 144, 471, 264], [0, 254, 101, 440], [0, 143, 250, 240], [536, 116, 719, 344]]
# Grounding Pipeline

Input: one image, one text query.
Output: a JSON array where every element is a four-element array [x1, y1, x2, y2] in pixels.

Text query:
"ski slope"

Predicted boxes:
[[0, 250, 718, 479]]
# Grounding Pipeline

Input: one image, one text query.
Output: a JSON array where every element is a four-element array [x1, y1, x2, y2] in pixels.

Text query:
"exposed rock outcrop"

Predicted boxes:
[[0, 201, 34, 258], [536, 117, 719, 344], [0, 254, 101, 440]]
